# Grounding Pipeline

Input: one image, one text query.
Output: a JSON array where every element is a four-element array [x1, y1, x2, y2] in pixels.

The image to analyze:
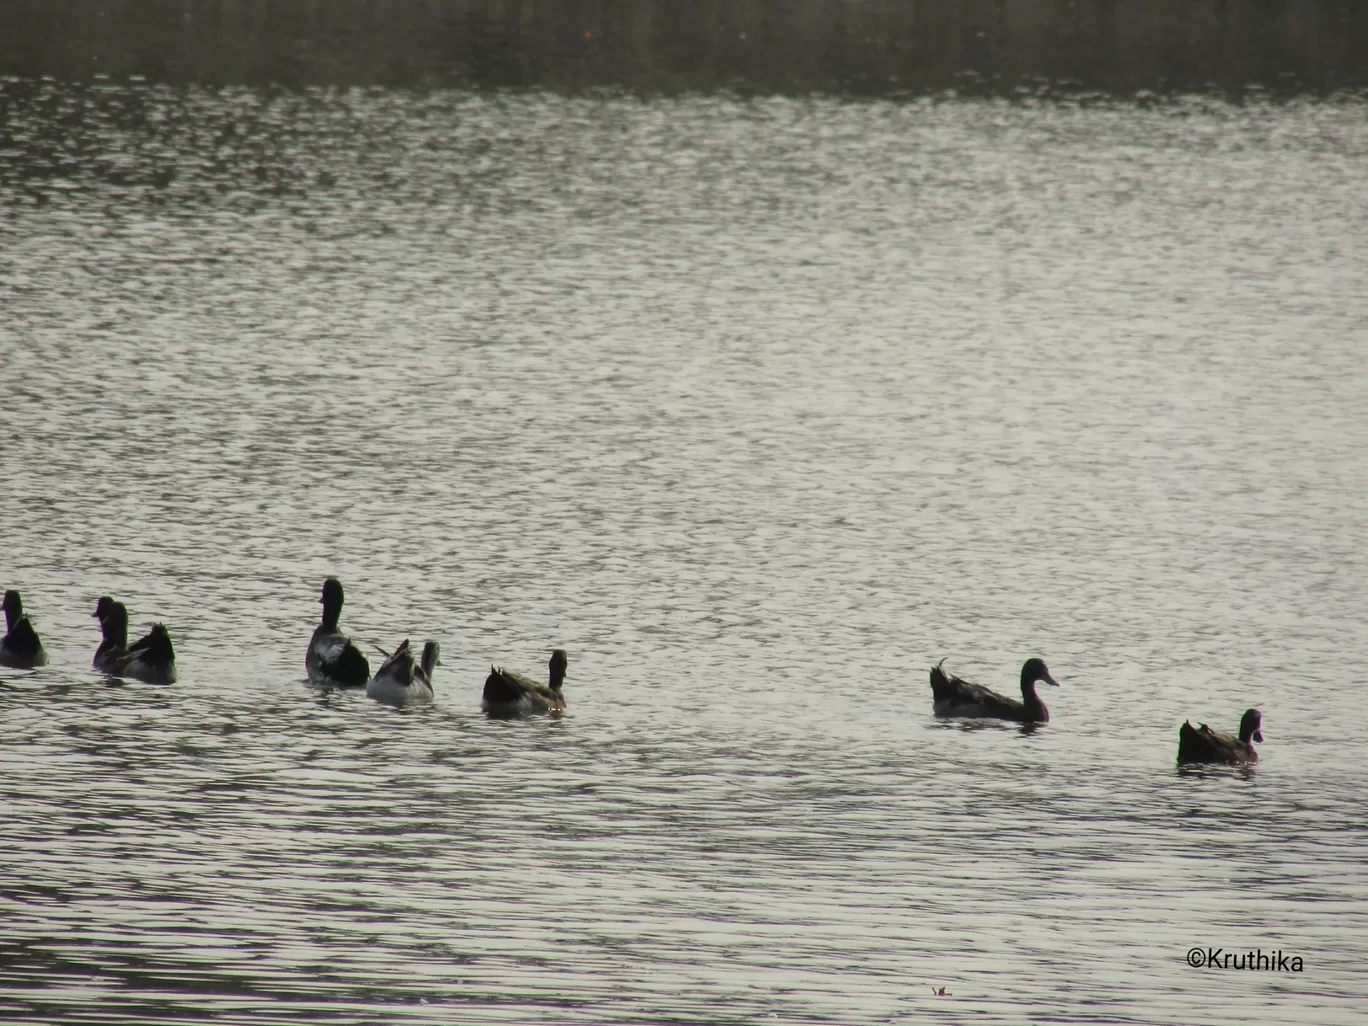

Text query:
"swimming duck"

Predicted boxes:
[[112, 622, 177, 684], [366, 639, 440, 708], [483, 649, 568, 717], [306, 578, 370, 688], [1177, 709, 1263, 765], [929, 657, 1059, 723], [0, 589, 49, 668], [93, 597, 129, 672]]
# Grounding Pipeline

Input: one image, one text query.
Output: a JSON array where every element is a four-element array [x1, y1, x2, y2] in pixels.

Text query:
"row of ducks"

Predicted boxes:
[[1, 590, 177, 684], [4, 584, 1263, 756], [307, 578, 568, 715], [930, 656, 1264, 765], [2, 582, 566, 718]]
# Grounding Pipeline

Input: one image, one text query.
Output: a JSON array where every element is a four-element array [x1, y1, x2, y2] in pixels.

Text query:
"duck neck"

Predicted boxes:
[[1019, 673, 1044, 712], [3, 598, 19, 633], [321, 598, 342, 632], [549, 665, 566, 692], [104, 614, 128, 649]]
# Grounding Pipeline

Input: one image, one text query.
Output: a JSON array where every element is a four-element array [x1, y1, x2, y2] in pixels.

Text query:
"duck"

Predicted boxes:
[[483, 649, 568, 717], [366, 639, 440, 708], [93, 596, 129, 671], [0, 589, 49, 668], [929, 657, 1059, 723], [1177, 709, 1263, 765], [112, 622, 177, 684], [305, 577, 370, 688]]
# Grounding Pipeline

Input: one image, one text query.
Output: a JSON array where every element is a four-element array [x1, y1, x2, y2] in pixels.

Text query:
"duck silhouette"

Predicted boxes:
[[306, 578, 370, 688], [1178, 709, 1263, 765], [483, 649, 568, 717], [1, 590, 49, 668], [929, 657, 1059, 723]]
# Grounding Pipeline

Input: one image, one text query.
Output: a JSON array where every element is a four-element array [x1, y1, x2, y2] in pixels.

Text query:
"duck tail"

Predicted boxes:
[[483, 666, 520, 705], [928, 659, 955, 701], [1177, 720, 1212, 763], [335, 644, 371, 688]]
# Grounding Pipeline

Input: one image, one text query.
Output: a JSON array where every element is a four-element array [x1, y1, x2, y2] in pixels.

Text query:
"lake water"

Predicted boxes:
[[2, 82, 1367, 1024]]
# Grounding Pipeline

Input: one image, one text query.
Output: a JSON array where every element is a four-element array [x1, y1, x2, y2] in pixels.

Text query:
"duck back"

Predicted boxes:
[[116, 624, 177, 684], [1177, 720, 1257, 765], [0, 617, 48, 669], [307, 626, 370, 688], [367, 640, 433, 707], [483, 665, 565, 717], [929, 661, 1039, 722]]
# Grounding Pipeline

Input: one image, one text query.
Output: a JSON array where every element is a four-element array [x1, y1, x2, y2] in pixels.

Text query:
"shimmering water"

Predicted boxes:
[[2, 83, 1367, 1024]]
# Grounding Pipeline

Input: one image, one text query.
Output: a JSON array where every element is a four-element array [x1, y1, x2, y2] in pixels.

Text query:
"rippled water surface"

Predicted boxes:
[[2, 83, 1367, 1024]]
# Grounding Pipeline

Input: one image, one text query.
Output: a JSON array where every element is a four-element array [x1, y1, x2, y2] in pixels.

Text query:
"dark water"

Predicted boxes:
[[2, 82, 1367, 1024], [3, 0, 1368, 94]]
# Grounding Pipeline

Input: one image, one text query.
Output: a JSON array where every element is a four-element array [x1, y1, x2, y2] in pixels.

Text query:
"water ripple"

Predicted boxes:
[[2, 84, 1367, 1024]]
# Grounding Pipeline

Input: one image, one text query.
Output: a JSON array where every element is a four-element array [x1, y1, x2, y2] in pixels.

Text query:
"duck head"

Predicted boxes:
[[420, 641, 441, 679], [1239, 708, 1264, 745], [320, 578, 345, 628], [2, 590, 22, 631], [94, 595, 114, 621], [549, 649, 568, 691], [1020, 657, 1059, 690]]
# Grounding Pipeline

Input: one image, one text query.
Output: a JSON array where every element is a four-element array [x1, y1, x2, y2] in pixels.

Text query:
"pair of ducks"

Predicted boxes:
[[305, 578, 568, 715], [929, 658, 1263, 766], [0, 590, 177, 684], [305, 580, 440, 706]]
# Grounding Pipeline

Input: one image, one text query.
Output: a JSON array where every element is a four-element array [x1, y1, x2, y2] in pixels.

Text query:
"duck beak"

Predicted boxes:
[[1043, 671, 1060, 687], [1253, 729, 1264, 743]]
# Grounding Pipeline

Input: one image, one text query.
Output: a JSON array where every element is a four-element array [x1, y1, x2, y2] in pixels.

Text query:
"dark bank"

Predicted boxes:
[[2, 0, 1366, 95]]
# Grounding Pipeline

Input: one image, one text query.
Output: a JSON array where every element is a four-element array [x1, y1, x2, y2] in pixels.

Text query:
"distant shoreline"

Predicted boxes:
[[2, 0, 1365, 96]]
